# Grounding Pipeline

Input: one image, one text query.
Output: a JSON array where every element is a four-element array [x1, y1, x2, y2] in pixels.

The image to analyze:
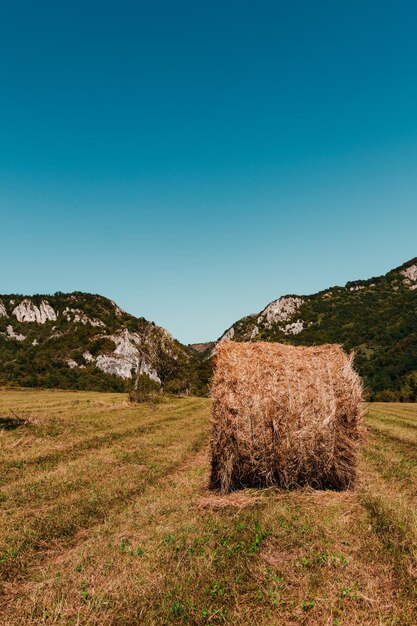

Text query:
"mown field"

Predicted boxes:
[[0, 390, 416, 625]]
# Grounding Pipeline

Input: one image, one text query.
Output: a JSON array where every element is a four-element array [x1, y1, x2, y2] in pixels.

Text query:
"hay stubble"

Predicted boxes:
[[0, 390, 415, 625]]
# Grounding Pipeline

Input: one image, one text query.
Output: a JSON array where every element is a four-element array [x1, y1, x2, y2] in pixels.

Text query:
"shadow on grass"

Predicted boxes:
[[0, 416, 28, 431]]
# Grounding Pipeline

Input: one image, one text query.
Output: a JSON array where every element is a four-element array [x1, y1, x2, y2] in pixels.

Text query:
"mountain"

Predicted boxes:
[[0, 292, 204, 393], [2, 258, 416, 399], [188, 342, 215, 358], [217, 258, 417, 400]]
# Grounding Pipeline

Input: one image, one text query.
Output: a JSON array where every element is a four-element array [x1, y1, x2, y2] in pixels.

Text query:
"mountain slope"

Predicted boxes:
[[218, 258, 417, 399], [0, 292, 200, 393]]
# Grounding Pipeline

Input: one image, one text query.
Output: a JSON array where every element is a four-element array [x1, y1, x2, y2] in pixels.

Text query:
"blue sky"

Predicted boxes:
[[1, 1, 416, 343]]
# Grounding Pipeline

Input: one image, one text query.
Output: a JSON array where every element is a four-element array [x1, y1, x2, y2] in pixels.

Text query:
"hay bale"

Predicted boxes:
[[210, 341, 364, 493]]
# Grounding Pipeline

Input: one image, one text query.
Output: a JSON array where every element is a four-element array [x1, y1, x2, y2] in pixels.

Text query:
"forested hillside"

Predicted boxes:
[[1, 258, 416, 399], [0, 292, 206, 394], [218, 258, 417, 400]]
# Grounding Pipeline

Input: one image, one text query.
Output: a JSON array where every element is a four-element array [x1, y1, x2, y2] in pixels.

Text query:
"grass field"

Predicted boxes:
[[0, 390, 416, 625]]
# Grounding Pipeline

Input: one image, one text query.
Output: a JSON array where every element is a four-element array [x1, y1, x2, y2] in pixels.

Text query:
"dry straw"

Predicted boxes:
[[210, 341, 364, 493]]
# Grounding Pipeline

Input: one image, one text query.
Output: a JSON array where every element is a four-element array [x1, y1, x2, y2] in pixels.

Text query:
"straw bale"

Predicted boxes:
[[210, 341, 364, 493]]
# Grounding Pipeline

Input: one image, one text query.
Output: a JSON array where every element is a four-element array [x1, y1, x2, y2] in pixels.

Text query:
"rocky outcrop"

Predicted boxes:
[[217, 298, 305, 344], [0, 300, 8, 317], [139, 361, 161, 383], [218, 326, 235, 343], [12, 299, 57, 323], [402, 264, 417, 287], [6, 325, 25, 341], [282, 320, 304, 335], [90, 329, 161, 382], [95, 354, 134, 378], [257, 296, 304, 328], [62, 307, 104, 327], [110, 300, 126, 318]]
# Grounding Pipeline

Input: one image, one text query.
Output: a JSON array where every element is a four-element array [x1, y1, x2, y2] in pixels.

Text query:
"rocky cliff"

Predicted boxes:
[[0, 292, 199, 392]]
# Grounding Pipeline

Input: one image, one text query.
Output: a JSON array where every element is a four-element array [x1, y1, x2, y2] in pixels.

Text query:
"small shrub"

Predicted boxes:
[[129, 375, 161, 404]]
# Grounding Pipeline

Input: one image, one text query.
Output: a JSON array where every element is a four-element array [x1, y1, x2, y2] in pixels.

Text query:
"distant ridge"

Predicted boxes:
[[1, 258, 416, 399], [0, 291, 207, 394], [216, 258, 417, 400]]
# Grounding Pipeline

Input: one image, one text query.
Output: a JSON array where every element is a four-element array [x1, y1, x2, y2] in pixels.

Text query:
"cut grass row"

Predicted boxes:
[[0, 393, 209, 581], [0, 393, 416, 625]]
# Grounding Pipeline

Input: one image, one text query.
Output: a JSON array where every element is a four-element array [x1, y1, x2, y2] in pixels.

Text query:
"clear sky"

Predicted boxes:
[[1, 1, 416, 343]]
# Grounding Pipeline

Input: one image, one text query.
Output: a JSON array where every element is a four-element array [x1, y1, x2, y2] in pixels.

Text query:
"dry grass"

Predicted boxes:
[[0, 391, 416, 624], [210, 342, 364, 493]]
